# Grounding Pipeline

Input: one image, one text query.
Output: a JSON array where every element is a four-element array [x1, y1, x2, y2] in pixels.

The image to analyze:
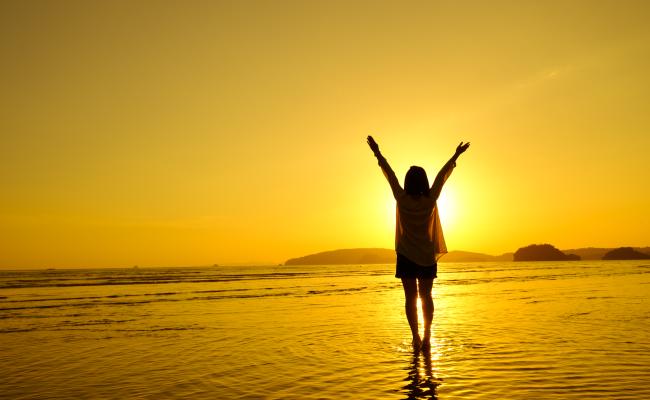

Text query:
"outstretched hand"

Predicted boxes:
[[455, 141, 470, 156], [367, 135, 380, 156]]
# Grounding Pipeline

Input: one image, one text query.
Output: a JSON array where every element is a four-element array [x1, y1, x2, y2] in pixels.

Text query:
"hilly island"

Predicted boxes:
[[284, 245, 650, 265]]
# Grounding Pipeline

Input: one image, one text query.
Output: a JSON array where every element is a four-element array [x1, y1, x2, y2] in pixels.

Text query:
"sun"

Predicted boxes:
[[385, 193, 397, 231], [436, 187, 456, 229]]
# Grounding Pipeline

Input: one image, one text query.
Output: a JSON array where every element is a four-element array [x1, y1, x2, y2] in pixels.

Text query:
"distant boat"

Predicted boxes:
[[213, 264, 219, 267]]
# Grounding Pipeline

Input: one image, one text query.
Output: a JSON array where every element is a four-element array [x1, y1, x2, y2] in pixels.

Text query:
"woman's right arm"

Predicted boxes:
[[430, 141, 470, 200], [367, 136, 403, 199]]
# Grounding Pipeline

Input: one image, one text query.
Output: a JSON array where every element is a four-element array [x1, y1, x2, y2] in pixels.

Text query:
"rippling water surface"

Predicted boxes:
[[1, 261, 649, 399]]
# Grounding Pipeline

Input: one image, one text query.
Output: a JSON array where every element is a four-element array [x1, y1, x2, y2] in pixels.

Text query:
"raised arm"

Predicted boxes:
[[367, 135, 403, 199], [430, 141, 470, 200]]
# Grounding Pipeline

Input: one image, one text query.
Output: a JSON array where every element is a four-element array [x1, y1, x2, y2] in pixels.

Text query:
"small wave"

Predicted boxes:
[[0, 288, 255, 307], [565, 311, 592, 318], [306, 287, 367, 295], [0, 327, 38, 333], [112, 326, 205, 332]]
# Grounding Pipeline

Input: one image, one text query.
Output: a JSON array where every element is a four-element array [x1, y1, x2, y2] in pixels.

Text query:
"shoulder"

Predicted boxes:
[[398, 193, 434, 204]]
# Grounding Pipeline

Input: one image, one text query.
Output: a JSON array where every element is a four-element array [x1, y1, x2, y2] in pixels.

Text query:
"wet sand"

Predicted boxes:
[[1, 261, 649, 399]]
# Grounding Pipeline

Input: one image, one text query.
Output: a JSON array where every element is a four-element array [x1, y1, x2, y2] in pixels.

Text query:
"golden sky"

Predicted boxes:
[[1, 1, 649, 268]]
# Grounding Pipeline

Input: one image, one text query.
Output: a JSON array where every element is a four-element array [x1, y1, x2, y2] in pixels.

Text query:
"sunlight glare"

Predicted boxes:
[[436, 187, 456, 229], [385, 194, 396, 232]]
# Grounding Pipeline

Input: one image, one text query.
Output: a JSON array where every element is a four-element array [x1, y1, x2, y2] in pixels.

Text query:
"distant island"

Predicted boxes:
[[560, 246, 650, 260], [444, 251, 513, 262], [284, 245, 650, 265], [284, 248, 394, 265], [602, 247, 650, 260], [284, 248, 512, 265], [513, 244, 580, 261]]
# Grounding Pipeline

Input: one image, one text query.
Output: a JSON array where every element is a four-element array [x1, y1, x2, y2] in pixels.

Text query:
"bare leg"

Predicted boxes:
[[418, 278, 434, 351], [401, 278, 421, 350]]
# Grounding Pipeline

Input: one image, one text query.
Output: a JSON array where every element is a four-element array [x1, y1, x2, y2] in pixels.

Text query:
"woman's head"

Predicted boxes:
[[404, 166, 429, 196]]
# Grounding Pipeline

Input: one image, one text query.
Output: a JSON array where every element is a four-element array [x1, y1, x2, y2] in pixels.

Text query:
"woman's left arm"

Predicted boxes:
[[430, 141, 470, 200]]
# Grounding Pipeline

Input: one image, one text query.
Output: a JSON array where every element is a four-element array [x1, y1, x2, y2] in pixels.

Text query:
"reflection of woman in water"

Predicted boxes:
[[367, 136, 469, 351]]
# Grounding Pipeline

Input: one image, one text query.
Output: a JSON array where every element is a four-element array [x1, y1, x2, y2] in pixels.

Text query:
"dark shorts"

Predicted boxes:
[[395, 253, 437, 279]]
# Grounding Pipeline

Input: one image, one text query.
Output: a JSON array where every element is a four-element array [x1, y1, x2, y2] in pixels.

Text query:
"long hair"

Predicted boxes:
[[404, 166, 430, 196]]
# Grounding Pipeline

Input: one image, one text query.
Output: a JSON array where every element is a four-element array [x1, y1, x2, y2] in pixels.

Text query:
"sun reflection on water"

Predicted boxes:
[[403, 349, 443, 400]]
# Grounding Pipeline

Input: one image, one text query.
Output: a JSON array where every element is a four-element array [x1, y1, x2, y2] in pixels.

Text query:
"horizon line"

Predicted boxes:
[[2, 244, 649, 270]]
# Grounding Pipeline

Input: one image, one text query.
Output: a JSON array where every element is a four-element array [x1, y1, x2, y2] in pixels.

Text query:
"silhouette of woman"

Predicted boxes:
[[367, 136, 469, 351]]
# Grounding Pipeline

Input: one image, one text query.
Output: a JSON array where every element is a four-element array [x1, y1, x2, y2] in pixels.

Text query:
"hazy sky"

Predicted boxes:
[[1, 1, 649, 268]]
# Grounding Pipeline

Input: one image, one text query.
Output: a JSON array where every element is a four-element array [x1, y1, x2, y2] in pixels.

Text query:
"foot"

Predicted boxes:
[[412, 335, 422, 351], [421, 334, 431, 352]]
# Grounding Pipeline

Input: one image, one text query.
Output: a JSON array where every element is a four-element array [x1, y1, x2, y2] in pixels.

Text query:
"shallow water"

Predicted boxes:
[[1, 261, 649, 399]]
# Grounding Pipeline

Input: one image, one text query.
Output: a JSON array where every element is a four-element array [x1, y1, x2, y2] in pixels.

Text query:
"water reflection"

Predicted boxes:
[[402, 348, 440, 400]]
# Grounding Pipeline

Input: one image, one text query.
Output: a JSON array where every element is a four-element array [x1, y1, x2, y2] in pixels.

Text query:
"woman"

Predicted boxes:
[[367, 135, 469, 351]]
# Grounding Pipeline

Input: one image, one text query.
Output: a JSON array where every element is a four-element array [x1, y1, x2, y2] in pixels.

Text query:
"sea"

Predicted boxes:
[[1, 261, 649, 399]]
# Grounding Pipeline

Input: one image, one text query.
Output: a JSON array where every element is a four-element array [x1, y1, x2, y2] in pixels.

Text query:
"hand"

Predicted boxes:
[[367, 135, 380, 155], [455, 141, 470, 156]]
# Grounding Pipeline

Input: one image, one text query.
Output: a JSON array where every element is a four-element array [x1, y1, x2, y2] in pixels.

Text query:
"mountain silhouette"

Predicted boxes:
[[513, 244, 580, 261], [284, 248, 511, 265], [602, 247, 650, 260]]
